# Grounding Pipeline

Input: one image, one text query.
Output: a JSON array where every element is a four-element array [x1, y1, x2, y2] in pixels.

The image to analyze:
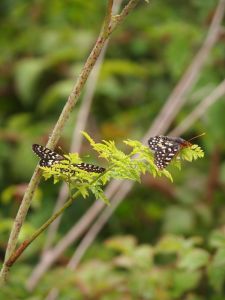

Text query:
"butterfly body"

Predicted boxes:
[[32, 144, 105, 173], [148, 136, 192, 170]]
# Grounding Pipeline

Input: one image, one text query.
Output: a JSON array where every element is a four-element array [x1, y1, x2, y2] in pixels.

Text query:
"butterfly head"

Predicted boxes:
[[169, 137, 192, 148]]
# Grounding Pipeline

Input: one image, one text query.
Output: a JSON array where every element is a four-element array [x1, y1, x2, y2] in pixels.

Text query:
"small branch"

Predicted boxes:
[[5, 193, 78, 267], [109, 0, 140, 34], [0, 167, 41, 284], [103, 0, 114, 38], [41, 183, 68, 254]]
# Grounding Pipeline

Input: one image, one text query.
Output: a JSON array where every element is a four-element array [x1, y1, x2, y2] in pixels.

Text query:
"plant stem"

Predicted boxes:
[[103, 0, 113, 38], [5, 193, 79, 267], [110, 0, 140, 34], [5, 165, 114, 268]]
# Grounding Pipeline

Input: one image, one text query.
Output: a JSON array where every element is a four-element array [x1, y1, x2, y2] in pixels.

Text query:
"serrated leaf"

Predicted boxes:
[[82, 131, 95, 146], [96, 191, 110, 205], [162, 169, 173, 182], [76, 185, 89, 198]]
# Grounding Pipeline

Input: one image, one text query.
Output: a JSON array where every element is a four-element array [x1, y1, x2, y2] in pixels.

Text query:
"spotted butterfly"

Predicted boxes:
[[148, 136, 192, 170], [75, 162, 105, 173], [32, 144, 105, 173], [32, 144, 64, 167]]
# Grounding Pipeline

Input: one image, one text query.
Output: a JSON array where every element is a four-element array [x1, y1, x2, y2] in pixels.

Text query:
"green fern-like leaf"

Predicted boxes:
[[38, 132, 204, 204], [179, 144, 204, 163]]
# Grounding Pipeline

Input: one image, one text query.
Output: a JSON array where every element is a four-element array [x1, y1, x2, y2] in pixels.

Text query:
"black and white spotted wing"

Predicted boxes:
[[148, 136, 191, 169], [32, 144, 105, 173], [75, 163, 105, 173], [32, 144, 64, 167]]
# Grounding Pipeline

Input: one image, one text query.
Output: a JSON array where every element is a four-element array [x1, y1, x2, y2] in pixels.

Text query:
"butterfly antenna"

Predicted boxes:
[[188, 132, 205, 143]]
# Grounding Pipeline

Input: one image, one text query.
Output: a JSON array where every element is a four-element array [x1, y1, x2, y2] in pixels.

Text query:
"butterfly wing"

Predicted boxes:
[[154, 144, 180, 169], [148, 136, 166, 152], [75, 163, 105, 173], [32, 144, 64, 166], [148, 136, 182, 169], [33, 144, 105, 173], [39, 159, 61, 167]]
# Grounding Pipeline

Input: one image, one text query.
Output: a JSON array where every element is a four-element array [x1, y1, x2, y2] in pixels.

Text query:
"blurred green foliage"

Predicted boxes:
[[1, 0, 225, 298]]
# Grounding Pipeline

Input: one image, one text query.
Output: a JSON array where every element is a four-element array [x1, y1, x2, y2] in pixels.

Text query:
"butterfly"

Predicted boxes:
[[32, 144, 105, 173], [148, 136, 192, 170]]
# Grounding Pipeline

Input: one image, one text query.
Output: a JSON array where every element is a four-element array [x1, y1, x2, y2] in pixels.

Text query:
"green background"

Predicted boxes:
[[1, 0, 225, 299]]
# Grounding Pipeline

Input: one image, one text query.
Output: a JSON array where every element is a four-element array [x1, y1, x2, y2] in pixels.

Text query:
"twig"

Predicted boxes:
[[109, 0, 140, 34], [41, 183, 68, 254], [0, 167, 41, 284], [5, 191, 79, 268], [103, 0, 114, 38]]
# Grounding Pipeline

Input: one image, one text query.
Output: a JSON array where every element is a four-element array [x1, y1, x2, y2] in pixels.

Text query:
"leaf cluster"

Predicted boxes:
[[172, 144, 204, 170], [39, 132, 204, 203]]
